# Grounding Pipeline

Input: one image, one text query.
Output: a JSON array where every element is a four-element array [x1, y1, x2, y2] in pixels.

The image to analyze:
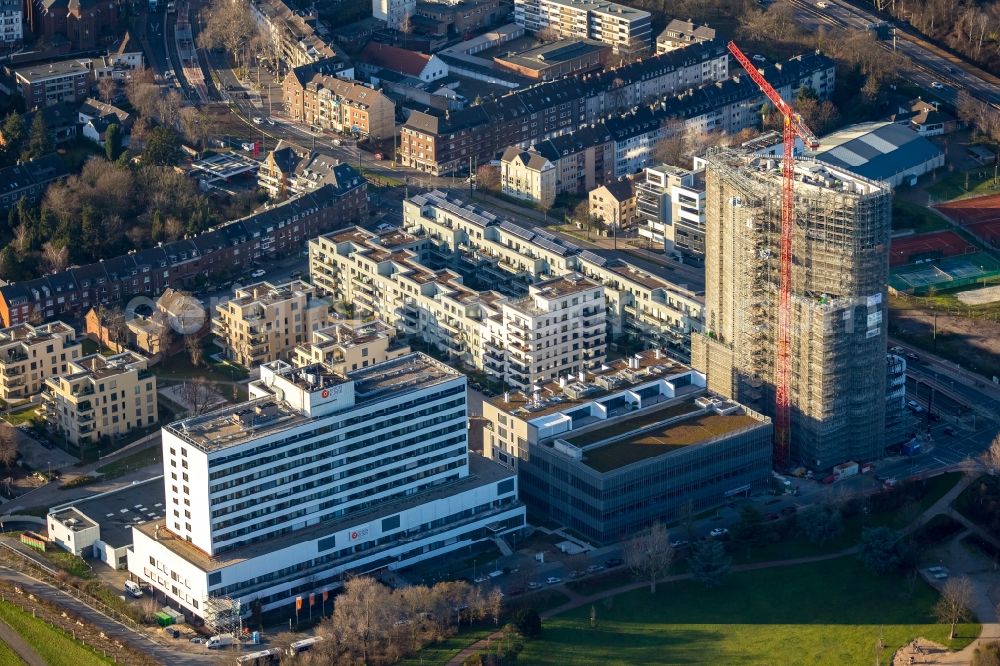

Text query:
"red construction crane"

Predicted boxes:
[[727, 41, 820, 469]]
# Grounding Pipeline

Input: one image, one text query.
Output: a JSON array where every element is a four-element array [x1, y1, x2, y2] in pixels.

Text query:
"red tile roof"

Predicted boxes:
[[360, 43, 432, 77]]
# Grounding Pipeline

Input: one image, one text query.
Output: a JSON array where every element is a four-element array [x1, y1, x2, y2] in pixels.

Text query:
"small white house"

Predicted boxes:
[[78, 98, 132, 149]]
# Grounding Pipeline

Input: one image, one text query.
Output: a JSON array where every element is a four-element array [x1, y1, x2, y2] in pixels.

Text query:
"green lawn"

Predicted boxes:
[[153, 352, 248, 382], [0, 601, 113, 666], [3, 405, 40, 426], [893, 200, 949, 233], [42, 551, 94, 579], [95, 446, 162, 479], [0, 635, 26, 665], [926, 167, 1000, 202], [519, 558, 978, 666], [400, 627, 494, 666]]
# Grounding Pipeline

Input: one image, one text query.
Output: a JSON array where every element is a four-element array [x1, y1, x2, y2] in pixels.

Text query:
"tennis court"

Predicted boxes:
[[889, 230, 976, 267], [889, 252, 1000, 294], [936, 193, 1000, 247]]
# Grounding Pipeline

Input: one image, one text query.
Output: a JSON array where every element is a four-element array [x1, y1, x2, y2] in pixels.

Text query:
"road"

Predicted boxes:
[[787, 0, 1000, 107], [0, 566, 220, 665]]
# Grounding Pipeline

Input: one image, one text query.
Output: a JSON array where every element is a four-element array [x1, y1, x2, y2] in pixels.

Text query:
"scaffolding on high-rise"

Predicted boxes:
[[694, 149, 893, 469]]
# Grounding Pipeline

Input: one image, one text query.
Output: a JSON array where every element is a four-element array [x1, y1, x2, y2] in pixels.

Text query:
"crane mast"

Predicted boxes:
[[726, 41, 819, 469]]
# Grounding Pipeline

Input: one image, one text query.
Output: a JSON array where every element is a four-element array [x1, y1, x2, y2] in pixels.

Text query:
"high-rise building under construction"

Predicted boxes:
[[692, 149, 892, 469]]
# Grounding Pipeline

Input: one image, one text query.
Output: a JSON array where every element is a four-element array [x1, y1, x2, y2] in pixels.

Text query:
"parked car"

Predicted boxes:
[[585, 564, 604, 574], [751, 54, 766, 62], [266, 117, 276, 126], [816, 1, 828, 6], [250, 268, 267, 278], [669, 539, 689, 548], [252, 116, 264, 124], [527, 581, 542, 590], [709, 528, 729, 538], [906, 352, 919, 361], [545, 576, 562, 585], [930, 81, 945, 90]]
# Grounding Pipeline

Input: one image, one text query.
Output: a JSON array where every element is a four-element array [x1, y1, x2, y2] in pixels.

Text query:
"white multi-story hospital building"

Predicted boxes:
[[128, 352, 524, 619]]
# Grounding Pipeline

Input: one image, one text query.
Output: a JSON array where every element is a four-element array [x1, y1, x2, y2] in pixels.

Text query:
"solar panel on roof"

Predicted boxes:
[[534, 237, 570, 256], [500, 220, 535, 241], [580, 250, 607, 266], [532, 227, 556, 240]]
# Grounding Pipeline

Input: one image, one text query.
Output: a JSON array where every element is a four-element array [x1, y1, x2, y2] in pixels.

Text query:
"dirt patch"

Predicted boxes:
[[958, 285, 1000, 305], [889, 306, 1000, 380], [892, 637, 952, 665]]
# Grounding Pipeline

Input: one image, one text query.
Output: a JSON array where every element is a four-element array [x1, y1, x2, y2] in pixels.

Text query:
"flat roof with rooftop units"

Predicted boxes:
[[167, 352, 462, 453]]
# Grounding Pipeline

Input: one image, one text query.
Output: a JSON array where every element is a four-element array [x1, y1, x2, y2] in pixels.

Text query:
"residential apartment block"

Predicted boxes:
[[0, 321, 80, 402], [500, 147, 556, 208], [14, 59, 92, 108], [508, 51, 836, 181], [574, 251, 702, 355], [250, 0, 339, 68], [283, 62, 395, 139], [292, 320, 410, 373], [212, 280, 332, 368], [514, 0, 651, 55], [41, 351, 156, 446], [128, 353, 525, 619], [636, 163, 706, 264], [482, 350, 772, 542], [400, 41, 730, 174], [0, 154, 70, 210], [415, 0, 501, 38], [656, 19, 714, 53], [373, 0, 414, 30], [0, 0, 23, 44], [501, 275, 606, 390], [0, 181, 366, 327], [397, 189, 702, 359], [589, 180, 635, 228], [259, 143, 367, 199], [307, 216, 605, 391]]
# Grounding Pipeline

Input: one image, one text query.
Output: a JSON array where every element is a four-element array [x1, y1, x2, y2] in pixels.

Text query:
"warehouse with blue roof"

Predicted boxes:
[[807, 121, 945, 187]]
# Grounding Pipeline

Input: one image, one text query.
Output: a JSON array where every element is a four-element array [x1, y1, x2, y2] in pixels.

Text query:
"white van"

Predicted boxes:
[[124, 580, 144, 598]]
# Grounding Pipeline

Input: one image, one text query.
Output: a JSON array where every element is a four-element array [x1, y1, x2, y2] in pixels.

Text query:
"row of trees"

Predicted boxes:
[[285, 577, 505, 665], [866, 0, 1000, 73]]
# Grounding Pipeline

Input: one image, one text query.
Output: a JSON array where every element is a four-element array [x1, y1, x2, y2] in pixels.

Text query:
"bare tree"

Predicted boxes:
[[326, 577, 393, 664], [535, 27, 561, 43], [0, 425, 18, 468], [934, 577, 974, 639], [981, 433, 1000, 476], [197, 0, 258, 76], [487, 587, 503, 626], [126, 68, 163, 120], [624, 521, 675, 593], [41, 242, 69, 274], [180, 377, 216, 415], [185, 334, 204, 367], [98, 77, 119, 104], [475, 164, 500, 192]]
